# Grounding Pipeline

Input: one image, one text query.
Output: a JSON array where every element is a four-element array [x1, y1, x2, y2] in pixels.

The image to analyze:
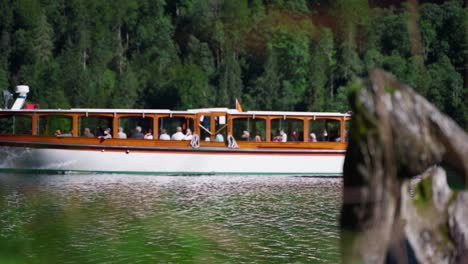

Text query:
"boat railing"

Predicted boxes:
[[227, 135, 239, 149], [190, 134, 200, 148]]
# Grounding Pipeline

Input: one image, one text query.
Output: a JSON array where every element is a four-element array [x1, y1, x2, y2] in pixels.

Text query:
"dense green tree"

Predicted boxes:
[[133, 0, 180, 109], [0, 0, 464, 128], [56, 39, 88, 107], [10, 29, 34, 77], [269, 27, 311, 110], [188, 0, 214, 40], [187, 36, 215, 77], [334, 46, 363, 88], [0, 0, 14, 33], [167, 63, 209, 109], [32, 14, 53, 65], [0, 30, 11, 89], [305, 28, 334, 111], [254, 46, 280, 110], [364, 49, 384, 70], [217, 49, 242, 106], [332, 85, 351, 113], [427, 56, 464, 122], [13, 0, 42, 29], [249, 0, 266, 27], [332, 0, 370, 48], [382, 52, 408, 81], [0, 67, 8, 90]]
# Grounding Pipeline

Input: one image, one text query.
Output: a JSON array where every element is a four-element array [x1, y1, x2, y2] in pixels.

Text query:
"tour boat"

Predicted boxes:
[[0, 86, 350, 176]]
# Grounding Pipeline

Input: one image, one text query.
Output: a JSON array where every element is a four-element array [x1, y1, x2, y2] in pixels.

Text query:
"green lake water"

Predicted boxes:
[[0, 174, 342, 263]]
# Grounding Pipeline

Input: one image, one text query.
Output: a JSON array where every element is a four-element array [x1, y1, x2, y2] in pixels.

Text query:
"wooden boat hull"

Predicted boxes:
[[0, 145, 345, 176]]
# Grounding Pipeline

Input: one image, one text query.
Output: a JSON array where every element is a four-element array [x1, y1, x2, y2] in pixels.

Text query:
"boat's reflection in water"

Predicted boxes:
[[0, 174, 342, 263]]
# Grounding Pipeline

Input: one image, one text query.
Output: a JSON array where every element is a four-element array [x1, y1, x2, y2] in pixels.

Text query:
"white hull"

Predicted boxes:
[[0, 146, 345, 176]]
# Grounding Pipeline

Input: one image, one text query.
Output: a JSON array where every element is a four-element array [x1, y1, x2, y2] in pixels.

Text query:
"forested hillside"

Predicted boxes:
[[0, 0, 466, 127]]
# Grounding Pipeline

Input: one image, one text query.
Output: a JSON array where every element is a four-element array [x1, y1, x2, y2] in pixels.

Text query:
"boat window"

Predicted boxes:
[[38, 115, 73, 136], [308, 119, 341, 142], [119, 116, 153, 139], [0, 115, 32, 135], [214, 115, 227, 142], [199, 114, 211, 141], [232, 117, 266, 142], [158, 116, 194, 140], [270, 118, 303, 142], [79, 116, 113, 137]]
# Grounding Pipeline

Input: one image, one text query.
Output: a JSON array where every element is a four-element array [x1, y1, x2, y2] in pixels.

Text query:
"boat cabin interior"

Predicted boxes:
[[0, 108, 351, 149]]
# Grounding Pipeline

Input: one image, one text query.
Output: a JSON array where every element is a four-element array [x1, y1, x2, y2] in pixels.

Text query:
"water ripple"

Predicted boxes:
[[0, 174, 342, 263]]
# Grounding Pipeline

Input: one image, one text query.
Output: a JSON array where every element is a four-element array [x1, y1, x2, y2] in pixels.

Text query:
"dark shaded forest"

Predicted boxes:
[[0, 0, 466, 128]]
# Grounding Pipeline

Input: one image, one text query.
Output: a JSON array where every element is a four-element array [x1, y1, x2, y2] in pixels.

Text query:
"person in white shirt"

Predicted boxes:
[[159, 129, 170, 140], [117, 127, 127, 139], [144, 129, 153, 139], [241, 130, 250, 141], [171, 126, 185, 140], [183, 129, 193, 140], [100, 128, 112, 139], [280, 129, 287, 142]]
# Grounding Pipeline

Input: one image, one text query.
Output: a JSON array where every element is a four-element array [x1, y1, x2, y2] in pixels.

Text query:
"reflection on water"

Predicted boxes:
[[0, 174, 342, 263]]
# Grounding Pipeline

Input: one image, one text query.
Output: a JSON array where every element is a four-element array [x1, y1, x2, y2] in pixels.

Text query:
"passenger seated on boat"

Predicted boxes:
[[117, 127, 127, 139], [254, 132, 262, 142], [317, 129, 328, 142], [309, 132, 317, 142], [95, 126, 104, 137], [144, 129, 153, 139], [159, 129, 170, 140], [291, 131, 298, 141], [215, 133, 224, 142], [241, 130, 250, 141], [131, 126, 144, 139], [62, 132, 73, 137], [335, 130, 347, 142], [55, 128, 72, 137], [281, 130, 287, 142], [183, 129, 193, 140], [99, 128, 112, 139], [171, 126, 185, 140], [83, 127, 94, 137], [272, 130, 282, 142]]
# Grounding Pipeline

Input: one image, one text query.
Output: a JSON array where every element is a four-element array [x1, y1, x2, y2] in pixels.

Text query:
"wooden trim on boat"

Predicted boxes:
[[0, 134, 347, 151], [0, 139, 346, 156]]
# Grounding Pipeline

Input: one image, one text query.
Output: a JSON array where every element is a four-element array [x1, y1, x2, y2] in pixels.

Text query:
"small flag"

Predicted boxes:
[[235, 98, 243, 112]]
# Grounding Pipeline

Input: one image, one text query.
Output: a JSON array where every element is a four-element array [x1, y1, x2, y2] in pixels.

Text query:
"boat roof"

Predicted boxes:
[[0, 108, 351, 117]]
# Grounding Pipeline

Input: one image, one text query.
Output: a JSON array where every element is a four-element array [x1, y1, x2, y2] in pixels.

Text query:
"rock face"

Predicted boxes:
[[340, 69, 468, 263], [402, 167, 455, 263], [448, 192, 468, 262]]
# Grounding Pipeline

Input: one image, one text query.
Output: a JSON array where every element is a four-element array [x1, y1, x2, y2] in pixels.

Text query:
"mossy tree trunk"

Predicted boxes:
[[341, 69, 468, 263]]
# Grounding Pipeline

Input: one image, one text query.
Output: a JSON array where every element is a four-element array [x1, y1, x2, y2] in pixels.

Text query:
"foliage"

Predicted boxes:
[[0, 0, 465, 128]]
